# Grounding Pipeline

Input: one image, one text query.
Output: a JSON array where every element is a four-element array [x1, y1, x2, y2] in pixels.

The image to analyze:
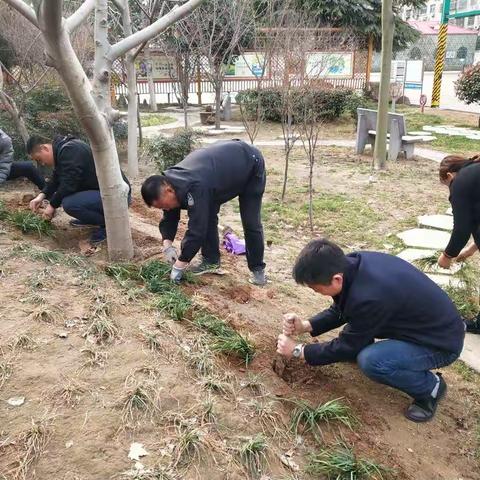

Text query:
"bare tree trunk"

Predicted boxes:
[[145, 46, 157, 112], [374, 0, 394, 170], [281, 147, 290, 201], [308, 150, 314, 232], [214, 79, 222, 130], [121, 1, 138, 178], [38, 0, 133, 260], [137, 93, 143, 146]]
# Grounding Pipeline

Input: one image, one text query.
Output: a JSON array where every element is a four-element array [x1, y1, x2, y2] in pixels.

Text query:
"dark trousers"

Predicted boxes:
[[7, 161, 45, 189], [357, 339, 458, 400], [202, 155, 266, 272], [62, 190, 105, 226]]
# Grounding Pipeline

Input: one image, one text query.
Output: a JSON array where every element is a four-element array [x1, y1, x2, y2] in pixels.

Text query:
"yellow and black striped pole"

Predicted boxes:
[[431, 0, 451, 108]]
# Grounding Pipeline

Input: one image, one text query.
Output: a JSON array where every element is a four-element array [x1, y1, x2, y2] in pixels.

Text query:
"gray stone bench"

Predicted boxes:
[[356, 108, 436, 160]]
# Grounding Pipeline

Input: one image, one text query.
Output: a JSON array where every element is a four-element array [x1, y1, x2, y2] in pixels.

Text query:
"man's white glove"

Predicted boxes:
[[170, 264, 186, 283], [163, 245, 178, 265]]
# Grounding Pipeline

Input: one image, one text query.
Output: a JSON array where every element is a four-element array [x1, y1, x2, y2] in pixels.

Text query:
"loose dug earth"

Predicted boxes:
[[1, 147, 480, 480]]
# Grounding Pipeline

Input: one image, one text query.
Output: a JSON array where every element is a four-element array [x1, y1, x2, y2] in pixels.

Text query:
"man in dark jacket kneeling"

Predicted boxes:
[[277, 238, 465, 422], [27, 135, 130, 245], [141, 140, 266, 285]]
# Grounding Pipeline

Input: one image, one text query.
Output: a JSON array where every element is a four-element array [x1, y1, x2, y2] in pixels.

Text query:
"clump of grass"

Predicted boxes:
[[0, 352, 13, 389], [51, 378, 85, 408], [172, 424, 204, 469], [184, 338, 215, 377], [120, 381, 160, 426], [210, 332, 255, 365], [193, 312, 232, 336], [8, 332, 37, 351], [200, 395, 217, 424], [25, 292, 46, 305], [141, 259, 196, 289], [141, 330, 163, 352], [290, 398, 356, 441], [152, 289, 192, 321], [31, 305, 63, 324], [238, 434, 268, 478], [12, 417, 52, 480], [248, 400, 287, 438], [0, 199, 8, 220], [80, 348, 108, 369], [105, 263, 141, 287], [240, 374, 265, 396], [452, 360, 478, 383], [305, 442, 392, 479], [413, 253, 441, 271], [201, 374, 233, 397], [7, 210, 54, 237], [85, 314, 119, 343]]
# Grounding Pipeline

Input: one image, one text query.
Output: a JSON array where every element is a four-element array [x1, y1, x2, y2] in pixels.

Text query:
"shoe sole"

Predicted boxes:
[[404, 378, 447, 423], [192, 269, 224, 276]]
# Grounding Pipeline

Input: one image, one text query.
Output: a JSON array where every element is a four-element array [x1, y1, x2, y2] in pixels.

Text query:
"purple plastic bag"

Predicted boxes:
[[223, 232, 246, 255]]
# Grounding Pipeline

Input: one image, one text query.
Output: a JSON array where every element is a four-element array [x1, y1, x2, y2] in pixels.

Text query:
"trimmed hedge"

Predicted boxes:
[[236, 86, 356, 123]]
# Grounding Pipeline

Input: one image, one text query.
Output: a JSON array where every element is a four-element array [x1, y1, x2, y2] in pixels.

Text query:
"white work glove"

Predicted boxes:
[[170, 264, 186, 283], [163, 245, 178, 265]]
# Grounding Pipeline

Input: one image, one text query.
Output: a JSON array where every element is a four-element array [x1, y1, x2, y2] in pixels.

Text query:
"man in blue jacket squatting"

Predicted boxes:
[[276, 238, 465, 422]]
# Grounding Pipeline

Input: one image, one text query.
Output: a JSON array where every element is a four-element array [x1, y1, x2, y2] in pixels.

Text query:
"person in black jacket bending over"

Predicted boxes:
[[27, 135, 130, 245], [141, 140, 266, 285], [277, 238, 464, 423], [437, 154, 480, 334]]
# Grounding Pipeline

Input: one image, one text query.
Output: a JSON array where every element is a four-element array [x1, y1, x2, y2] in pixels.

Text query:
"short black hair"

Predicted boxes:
[[293, 238, 348, 285], [141, 175, 171, 207], [26, 135, 50, 154]]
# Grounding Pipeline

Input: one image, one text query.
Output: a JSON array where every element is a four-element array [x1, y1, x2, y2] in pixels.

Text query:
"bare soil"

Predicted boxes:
[[1, 146, 480, 480]]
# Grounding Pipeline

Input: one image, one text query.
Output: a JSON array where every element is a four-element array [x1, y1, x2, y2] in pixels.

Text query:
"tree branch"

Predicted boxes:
[[2, 0, 38, 28], [111, 0, 124, 13], [109, 0, 205, 61], [66, 0, 95, 32]]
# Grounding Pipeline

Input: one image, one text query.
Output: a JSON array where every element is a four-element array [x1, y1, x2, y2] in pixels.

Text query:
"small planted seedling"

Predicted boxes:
[[51, 378, 86, 408], [31, 305, 63, 324], [238, 434, 268, 478], [0, 352, 13, 389], [201, 374, 234, 397], [141, 330, 163, 352], [193, 312, 232, 336], [8, 332, 37, 352], [25, 292, 46, 305], [105, 263, 141, 287], [120, 381, 160, 427], [80, 347, 108, 369], [306, 442, 392, 479], [200, 395, 217, 424], [248, 400, 287, 439], [172, 424, 204, 469], [185, 338, 215, 377], [12, 417, 52, 480], [290, 398, 356, 441], [85, 314, 119, 343], [152, 289, 192, 321], [8, 210, 54, 237], [240, 374, 265, 396]]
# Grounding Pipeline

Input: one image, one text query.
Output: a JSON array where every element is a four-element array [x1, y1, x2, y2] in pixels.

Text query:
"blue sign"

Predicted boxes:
[[405, 82, 422, 90]]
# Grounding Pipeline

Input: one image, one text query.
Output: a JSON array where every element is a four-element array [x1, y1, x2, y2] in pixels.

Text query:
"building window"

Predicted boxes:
[[457, 46, 468, 59], [451, 0, 458, 10], [455, 17, 464, 26], [458, 0, 468, 9], [467, 15, 475, 26], [429, 4, 436, 15]]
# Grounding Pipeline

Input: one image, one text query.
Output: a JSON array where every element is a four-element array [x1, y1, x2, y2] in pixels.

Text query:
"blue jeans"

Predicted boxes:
[[357, 340, 459, 400], [7, 161, 45, 189], [62, 190, 106, 226]]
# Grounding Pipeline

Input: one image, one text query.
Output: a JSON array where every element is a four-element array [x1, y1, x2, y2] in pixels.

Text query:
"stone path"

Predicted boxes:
[[396, 210, 480, 372], [423, 125, 480, 141]]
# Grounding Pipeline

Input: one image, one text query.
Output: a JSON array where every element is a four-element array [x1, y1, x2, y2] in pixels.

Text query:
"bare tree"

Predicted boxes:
[[2, 0, 205, 260], [179, 0, 251, 130]]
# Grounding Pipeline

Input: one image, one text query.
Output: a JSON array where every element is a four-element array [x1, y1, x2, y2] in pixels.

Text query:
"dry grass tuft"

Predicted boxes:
[[80, 347, 108, 369], [50, 377, 86, 408], [8, 332, 37, 352], [31, 305, 63, 324], [0, 351, 13, 389], [120, 380, 161, 427]]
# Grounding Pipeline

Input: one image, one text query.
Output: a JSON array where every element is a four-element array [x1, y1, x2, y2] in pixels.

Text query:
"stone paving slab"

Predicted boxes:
[[426, 273, 462, 288], [460, 334, 480, 373], [418, 214, 453, 231], [397, 248, 437, 262], [397, 228, 451, 250]]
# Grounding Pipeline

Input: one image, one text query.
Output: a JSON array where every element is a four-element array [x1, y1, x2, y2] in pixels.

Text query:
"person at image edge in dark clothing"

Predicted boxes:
[[0, 128, 45, 190], [27, 135, 131, 245], [436, 154, 480, 334], [141, 139, 267, 285], [277, 238, 464, 423]]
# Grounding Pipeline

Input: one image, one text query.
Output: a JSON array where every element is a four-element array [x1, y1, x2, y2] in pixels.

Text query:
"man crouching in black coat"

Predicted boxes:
[[27, 135, 130, 245], [141, 140, 267, 285], [277, 238, 465, 422]]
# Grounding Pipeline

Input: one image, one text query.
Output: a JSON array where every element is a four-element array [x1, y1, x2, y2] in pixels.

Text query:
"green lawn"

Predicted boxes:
[[397, 106, 480, 156], [140, 114, 177, 127]]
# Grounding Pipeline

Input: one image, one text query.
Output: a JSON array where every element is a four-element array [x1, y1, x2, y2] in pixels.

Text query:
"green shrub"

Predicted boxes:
[[112, 120, 128, 140], [236, 87, 355, 123], [346, 93, 377, 123], [145, 130, 197, 171]]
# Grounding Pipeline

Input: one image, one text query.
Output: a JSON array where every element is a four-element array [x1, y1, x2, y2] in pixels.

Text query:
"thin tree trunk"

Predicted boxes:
[[145, 46, 157, 112], [374, 0, 394, 170], [309, 150, 313, 232], [281, 146, 290, 202], [39, 0, 133, 260], [137, 92, 143, 146], [214, 77, 222, 130]]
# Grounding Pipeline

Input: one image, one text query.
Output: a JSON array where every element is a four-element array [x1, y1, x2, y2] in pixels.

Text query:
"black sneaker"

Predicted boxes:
[[190, 260, 221, 275], [90, 227, 107, 245], [464, 316, 480, 334], [404, 373, 447, 423], [70, 219, 96, 228]]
